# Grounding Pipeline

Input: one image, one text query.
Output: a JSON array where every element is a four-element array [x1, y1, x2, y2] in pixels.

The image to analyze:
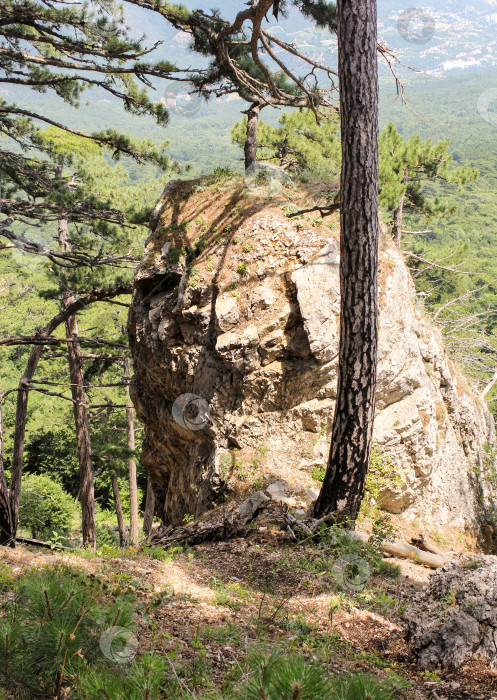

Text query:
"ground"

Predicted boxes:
[[2, 514, 496, 699]]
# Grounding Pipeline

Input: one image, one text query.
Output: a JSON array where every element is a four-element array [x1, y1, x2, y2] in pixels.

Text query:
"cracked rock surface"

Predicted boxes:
[[129, 179, 493, 526], [405, 556, 497, 669]]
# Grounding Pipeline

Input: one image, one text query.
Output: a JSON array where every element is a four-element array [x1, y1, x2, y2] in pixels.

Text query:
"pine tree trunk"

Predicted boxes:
[[143, 478, 155, 537], [393, 193, 405, 247], [58, 212, 96, 550], [244, 103, 261, 171], [314, 0, 379, 523], [0, 386, 14, 545], [111, 471, 126, 547], [124, 358, 139, 546], [10, 345, 44, 534]]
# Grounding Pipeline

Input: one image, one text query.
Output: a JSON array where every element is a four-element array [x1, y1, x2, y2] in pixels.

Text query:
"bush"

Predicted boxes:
[[215, 653, 408, 700], [0, 565, 136, 697], [19, 474, 76, 540]]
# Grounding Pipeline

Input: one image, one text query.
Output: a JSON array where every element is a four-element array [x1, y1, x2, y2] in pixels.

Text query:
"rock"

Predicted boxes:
[[303, 487, 320, 502], [238, 491, 269, 523], [215, 293, 240, 332], [251, 285, 275, 311], [266, 481, 286, 501], [405, 556, 497, 669], [129, 183, 494, 526], [291, 242, 340, 363]]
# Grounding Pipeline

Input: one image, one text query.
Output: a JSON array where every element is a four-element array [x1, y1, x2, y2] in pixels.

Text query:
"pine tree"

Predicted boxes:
[[0, 0, 181, 544], [379, 122, 478, 246], [149, 0, 338, 169], [314, 0, 380, 523]]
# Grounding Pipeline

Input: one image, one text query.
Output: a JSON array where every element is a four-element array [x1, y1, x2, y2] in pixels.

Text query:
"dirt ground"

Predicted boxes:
[[1, 515, 496, 700]]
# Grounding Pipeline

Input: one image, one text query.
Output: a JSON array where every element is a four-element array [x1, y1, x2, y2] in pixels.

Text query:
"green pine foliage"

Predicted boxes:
[[378, 122, 478, 224], [18, 474, 77, 540], [232, 108, 341, 182], [0, 565, 135, 696], [74, 653, 170, 700], [237, 652, 334, 699]]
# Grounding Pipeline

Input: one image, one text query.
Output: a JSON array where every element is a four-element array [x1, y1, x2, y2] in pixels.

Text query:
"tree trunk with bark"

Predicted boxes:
[[244, 102, 261, 171], [314, 0, 380, 523], [124, 358, 139, 546], [8, 285, 130, 540], [0, 387, 14, 545], [143, 478, 155, 537], [111, 471, 126, 547], [10, 345, 44, 534], [58, 209, 96, 550]]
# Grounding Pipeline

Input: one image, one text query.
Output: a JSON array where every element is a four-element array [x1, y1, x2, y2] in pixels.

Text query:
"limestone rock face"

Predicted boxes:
[[405, 556, 497, 669], [128, 180, 492, 526]]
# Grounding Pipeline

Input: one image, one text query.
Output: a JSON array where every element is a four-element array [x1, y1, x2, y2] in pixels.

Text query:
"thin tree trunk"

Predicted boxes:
[[143, 478, 155, 537], [0, 386, 13, 545], [124, 358, 139, 546], [393, 192, 405, 247], [58, 197, 96, 550], [314, 0, 379, 523], [111, 471, 126, 547], [10, 345, 43, 534], [244, 102, 261, 171], [8, 286, 130, 538]]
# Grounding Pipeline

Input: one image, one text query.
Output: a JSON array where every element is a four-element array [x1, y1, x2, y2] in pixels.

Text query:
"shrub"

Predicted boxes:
[[0, 565, 135, 696], [237, 652, 334, 699], [19, 474, 76, 540], [330, 671, 409, 699], [311, 465, 326, 482]]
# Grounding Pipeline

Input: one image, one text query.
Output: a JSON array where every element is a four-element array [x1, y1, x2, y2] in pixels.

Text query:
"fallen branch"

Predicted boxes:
[[148, 498, 448, 568], [14, 536, 70, 550]]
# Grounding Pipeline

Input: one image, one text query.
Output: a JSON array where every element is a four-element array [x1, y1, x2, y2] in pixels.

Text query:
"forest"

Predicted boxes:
[[1, 0, 497, 697]]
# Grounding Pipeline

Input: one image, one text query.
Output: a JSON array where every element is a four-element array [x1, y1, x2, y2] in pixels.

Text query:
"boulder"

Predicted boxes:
[[129, 181, 493, 526], [405, 556, 497, 669]]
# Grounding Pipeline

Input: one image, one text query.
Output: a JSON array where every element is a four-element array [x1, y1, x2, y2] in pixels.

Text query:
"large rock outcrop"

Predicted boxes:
[[128, 177, 493, 527]]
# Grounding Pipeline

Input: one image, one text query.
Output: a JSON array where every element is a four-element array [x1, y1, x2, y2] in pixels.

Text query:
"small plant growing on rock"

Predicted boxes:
[[311, 465, 326, 483], [237, 262, 248, 275], [168, 246, 183, 264]]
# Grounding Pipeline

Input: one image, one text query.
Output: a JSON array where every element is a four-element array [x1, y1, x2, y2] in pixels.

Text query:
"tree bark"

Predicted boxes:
[[393, 192, 405, 247], [0, 386, 14, 545], [124, 357, 139, 546], [314, 0, 379, 523], [58, 209, 96, 550], [111, 471, 126, 547], [244, 102, 261, 171], [143, 478, 155, 537], [8, 285, 131, 538]]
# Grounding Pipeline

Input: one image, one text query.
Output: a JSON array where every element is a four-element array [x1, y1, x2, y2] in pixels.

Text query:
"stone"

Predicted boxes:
[[129, 185, 494, 526], [238, 491, 269, 523], [291, 242, 340, 363], [266, 481, 286, 500], [251, 285, 275, 311], [405, 556, 497, 669], [215, 293, 240, 332], [303, 487, 320, 502]]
